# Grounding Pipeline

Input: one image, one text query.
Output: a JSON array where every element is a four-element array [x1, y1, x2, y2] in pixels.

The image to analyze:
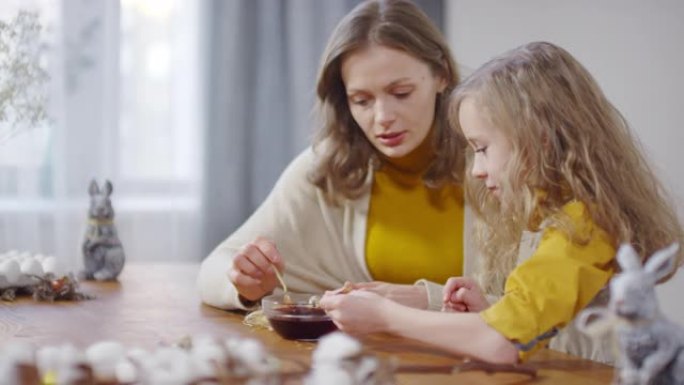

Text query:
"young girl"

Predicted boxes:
[[320, 41, 683, 364], [198, 0, 471, 312]]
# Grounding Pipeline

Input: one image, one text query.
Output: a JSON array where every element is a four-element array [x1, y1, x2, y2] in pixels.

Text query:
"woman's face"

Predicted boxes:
[[341, 45, 446, 158]]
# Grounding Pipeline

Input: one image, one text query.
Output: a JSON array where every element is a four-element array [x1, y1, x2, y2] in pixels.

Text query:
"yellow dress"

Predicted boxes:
[[480, 201, 615, 360], [364, 136, 464, 284]]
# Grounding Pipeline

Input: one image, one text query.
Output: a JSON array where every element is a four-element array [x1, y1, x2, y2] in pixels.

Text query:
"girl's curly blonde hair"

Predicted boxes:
[[449, 41, 683, 295], [308, 0, 465, 204]]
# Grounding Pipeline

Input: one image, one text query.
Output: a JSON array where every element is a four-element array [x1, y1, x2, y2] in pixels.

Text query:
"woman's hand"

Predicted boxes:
[[319, 290, 392, 335], [442, 277, 490, 313], [349, 281, 428, 309], [227, 237, 285, 302]]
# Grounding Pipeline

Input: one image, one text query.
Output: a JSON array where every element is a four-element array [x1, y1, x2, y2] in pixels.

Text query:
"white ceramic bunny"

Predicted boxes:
[[82, 179, 125, 281], [578, 243, 684, 385]]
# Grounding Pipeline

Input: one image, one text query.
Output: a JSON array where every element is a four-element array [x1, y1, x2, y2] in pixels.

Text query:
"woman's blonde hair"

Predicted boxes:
[[449, 41, 683, 294], [309, 0, 464, 203]]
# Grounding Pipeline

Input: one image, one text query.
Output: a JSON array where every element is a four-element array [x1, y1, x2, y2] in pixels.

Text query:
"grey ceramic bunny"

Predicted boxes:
[[578, 243, 684, 385], [82, 179, 125, 281]]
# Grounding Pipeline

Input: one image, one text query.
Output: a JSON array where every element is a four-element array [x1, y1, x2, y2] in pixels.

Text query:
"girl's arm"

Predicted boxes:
[[346, 281, 429, 309], [320, 291, 518, 364]]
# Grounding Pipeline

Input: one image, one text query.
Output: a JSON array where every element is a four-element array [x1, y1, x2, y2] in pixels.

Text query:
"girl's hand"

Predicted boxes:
[[442, 277, 490, 313], [349, 281, 428, 309], [319, 290, 391, 335], [227, 237, 285, 302]]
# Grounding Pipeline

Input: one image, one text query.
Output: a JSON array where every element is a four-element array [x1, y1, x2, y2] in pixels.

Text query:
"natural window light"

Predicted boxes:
[[119, 0, 202, 185], [0, 0, 204, 264]]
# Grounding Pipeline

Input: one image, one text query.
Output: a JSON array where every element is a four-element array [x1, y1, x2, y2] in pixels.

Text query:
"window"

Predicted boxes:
[[119, 0, 202, 187], [0, 0, 205, 263], [0, 0, 56, 199]]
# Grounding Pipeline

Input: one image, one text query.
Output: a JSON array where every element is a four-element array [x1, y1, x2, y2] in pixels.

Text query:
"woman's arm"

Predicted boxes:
[[197, 148, 320, 310], [320, 291, 518, 364]]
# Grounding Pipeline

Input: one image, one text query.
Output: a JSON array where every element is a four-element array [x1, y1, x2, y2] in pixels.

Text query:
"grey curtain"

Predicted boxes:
[[202, 0, 444, 256]]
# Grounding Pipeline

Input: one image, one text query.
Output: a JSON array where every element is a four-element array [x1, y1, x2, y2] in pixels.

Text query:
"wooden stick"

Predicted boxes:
[[398, 360, 537, 378]]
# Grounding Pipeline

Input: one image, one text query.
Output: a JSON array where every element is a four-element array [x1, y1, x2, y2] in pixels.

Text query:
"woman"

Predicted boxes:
[[197, 0, 471, 311]]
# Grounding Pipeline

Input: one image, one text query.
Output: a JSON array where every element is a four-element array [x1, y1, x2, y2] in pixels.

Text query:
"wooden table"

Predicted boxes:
[[0, 264, 615, 384]]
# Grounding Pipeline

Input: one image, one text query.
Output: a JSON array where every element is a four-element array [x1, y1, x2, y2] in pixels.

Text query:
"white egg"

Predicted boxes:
[[42, 256, 58, 275], [20, 258, 44, 276], [19, 251, 32, 260], [0, 259, 22, 284]]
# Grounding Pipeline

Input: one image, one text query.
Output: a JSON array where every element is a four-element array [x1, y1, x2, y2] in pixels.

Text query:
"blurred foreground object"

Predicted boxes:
[[578, 243, 684, 385]]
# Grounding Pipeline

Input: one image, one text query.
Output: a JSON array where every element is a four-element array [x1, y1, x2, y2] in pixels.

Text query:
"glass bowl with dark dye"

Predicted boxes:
[[262, 293, 338, 341]]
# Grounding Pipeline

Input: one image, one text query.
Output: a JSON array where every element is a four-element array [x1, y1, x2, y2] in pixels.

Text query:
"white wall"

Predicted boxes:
[[446, 1, 684, 324]]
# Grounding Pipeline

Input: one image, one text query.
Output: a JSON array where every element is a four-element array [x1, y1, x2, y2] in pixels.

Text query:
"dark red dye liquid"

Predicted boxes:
[[268, 305, 338, 340]]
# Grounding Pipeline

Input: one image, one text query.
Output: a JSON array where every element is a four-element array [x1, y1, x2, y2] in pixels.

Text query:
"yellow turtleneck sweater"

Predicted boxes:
[[365, 135, 464, 284]]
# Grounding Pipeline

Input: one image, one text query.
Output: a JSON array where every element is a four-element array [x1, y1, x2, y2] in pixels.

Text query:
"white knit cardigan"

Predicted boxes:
[[197, 147, 477, 311]]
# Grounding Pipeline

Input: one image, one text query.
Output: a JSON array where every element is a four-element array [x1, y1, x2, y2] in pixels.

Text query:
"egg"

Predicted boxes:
[[20, 258, 44, 276], [0, 259, 22, 285], [41, 256, 58, 275], [19, 251, 32, 261]]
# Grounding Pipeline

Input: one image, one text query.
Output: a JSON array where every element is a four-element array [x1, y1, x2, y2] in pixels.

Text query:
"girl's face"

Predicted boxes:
[[341, 44, 446, 158], [458, 98, 512, 198]]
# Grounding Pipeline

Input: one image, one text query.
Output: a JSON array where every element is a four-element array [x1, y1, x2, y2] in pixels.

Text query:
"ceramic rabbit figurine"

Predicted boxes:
[[578, 243, 684, 385], [82, 179, 125, 281]]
